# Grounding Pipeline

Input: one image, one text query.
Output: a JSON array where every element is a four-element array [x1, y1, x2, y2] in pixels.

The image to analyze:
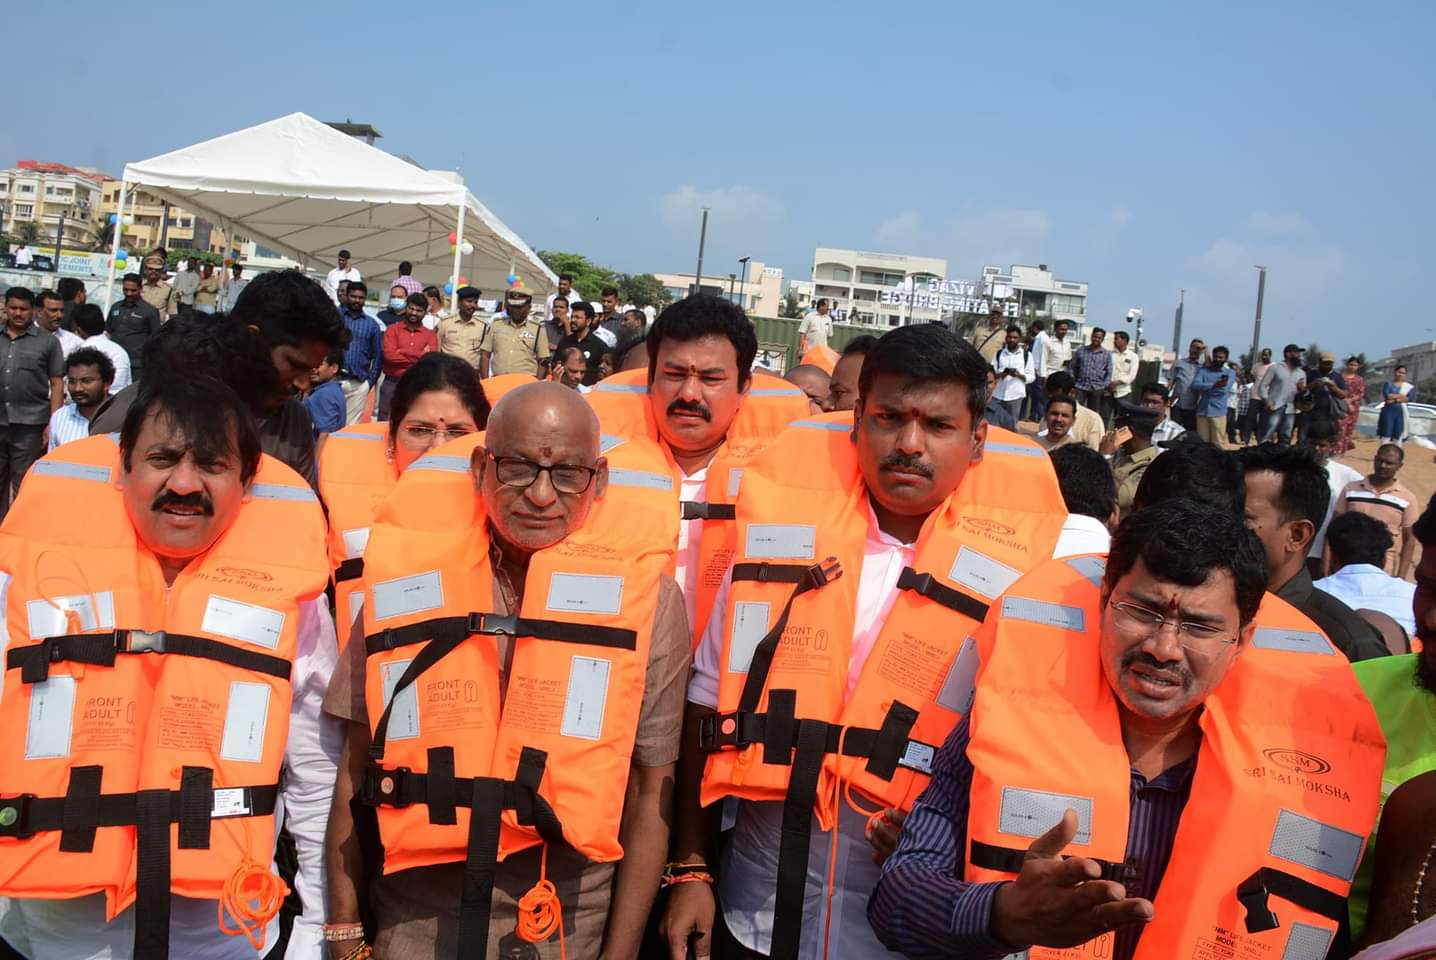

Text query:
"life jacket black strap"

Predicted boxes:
[[6, 629, 292, 684], [681, 501, 736, 522], [1237, 867, 1347, 933], [365, 613, 638, 761], [771, 719, 828, 960], [730, 558, 843, 714], [700, 702, 931, 777], [361, 746, 566, 953], [969, 838, 1134, 884], [896, 566, 991, 623], [0, 767, 280, 960], [335, 557, 365, 584]]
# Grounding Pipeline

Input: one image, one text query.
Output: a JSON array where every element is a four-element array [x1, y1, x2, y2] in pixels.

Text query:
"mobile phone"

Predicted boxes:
[[1114, 426, 1132, 445]]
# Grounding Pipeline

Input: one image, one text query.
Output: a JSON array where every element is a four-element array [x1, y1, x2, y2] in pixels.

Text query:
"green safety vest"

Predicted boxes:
[[1349, 653, 1436, 938]]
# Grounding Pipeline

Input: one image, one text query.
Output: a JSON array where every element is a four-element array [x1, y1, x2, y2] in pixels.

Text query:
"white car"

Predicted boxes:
[[1356, 401, 1436, 442]]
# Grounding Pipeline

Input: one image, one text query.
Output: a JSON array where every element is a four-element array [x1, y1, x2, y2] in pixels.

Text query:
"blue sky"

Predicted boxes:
[[5, 0, 1431, 359]]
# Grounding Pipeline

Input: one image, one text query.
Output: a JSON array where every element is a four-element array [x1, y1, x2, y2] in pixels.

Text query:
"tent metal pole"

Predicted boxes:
[[449, 194, 466, 312], [103, 178, 129, 311]]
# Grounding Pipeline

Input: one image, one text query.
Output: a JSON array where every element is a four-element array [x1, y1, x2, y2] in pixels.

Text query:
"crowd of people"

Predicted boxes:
[[0, 261, 1431, 960]]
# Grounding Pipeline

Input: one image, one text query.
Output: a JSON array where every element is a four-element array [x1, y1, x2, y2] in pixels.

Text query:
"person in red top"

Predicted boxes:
[[379, 292, 438, 420]]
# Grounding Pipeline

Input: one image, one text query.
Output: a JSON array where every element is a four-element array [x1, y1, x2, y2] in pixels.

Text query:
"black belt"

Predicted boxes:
[[969, 838, 1138, 884], [361, 745, 567, 957], [6, 629, 292, 685], [0, 766, 278, 960], [365, 613, 637, 761], [680, 501, 736, 521], [335, 557, 364, 584]]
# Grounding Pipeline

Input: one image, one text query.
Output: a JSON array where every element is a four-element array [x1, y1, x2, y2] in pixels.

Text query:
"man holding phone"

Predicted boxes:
[[1192, 344, 1235, 445], [990, 324, 1034, 423], [1300, 350, 1350, 442]]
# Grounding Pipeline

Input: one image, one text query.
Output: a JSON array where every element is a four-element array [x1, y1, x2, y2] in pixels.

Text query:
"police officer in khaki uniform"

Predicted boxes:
[[1102, 399, 1161, 513], [139, 253, 177, 320], [478, 289, 549, 377]]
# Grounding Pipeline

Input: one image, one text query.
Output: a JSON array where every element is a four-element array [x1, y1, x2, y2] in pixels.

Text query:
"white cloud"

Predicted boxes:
[[659, 184, 785, 230]]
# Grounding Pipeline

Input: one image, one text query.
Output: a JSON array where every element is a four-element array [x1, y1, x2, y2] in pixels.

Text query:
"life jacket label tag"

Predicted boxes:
[[342, 527, 371, 561], [727, 468, 743, 499], [1251, 627, 1335, 656], [745, 524, 816, 560], [546, 573, 624, 615], [998, 786, 1093, 844], [1282, 922, 1333, 960], [949, 547, 1021, 600], [935, 637, 978, 714], [381, 659, 421, 740], [1000, 597, 1085, 632], [202, 595, 285, 650], [211, 788, 253, 819], [728, 601, 771, 674], [220, 682, 271, 763], [1269, 809, 1363, 881], [25, 675, 76, 760], [561, 656, 611, 741], [26, 591, 115, 640], [900, 741, 936, 775], [372, 571, 444, 622]]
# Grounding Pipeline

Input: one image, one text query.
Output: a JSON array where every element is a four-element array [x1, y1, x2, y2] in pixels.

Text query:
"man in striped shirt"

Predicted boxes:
[[47, 346, 114, 451], [1337, 443, 1419, 579]]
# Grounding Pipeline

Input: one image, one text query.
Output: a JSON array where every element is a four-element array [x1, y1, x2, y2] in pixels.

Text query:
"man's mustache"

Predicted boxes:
[[667, 399, 712, 422], [880, 452, 933, 478], [1121, 648, 1193, 690], [152, 490, 215, 515]]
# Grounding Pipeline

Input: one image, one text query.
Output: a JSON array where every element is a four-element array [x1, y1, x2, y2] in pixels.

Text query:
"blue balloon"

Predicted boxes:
[[116, 249, 128, 260], [444, 282, 454, 294], [109, 213, 117, 224]]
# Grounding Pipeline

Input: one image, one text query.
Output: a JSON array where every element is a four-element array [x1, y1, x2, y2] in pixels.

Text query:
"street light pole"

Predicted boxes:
[[1250, 266, 1267, 369], [737, 256, 750, 312], [692, 208, 709, 296]]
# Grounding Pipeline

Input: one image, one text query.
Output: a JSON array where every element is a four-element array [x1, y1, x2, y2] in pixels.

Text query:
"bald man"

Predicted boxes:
[[785, 363, 831, 414], [322, 382, 693, 959]]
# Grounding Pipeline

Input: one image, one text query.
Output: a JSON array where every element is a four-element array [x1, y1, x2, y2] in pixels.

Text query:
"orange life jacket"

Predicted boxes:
[[482, 372, 537, 407], [318, 421, 394, 633], [357, 431, 677, 947], [965, 555, 1386, 960], [800, 344, 839, 374], [0, 435, 328, 957], [699, 414, 1067, 959], [587, 367, 810, 642]]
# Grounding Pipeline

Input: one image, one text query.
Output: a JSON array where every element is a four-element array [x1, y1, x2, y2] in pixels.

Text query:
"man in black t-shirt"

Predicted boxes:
[[555, 301, 606, 386]]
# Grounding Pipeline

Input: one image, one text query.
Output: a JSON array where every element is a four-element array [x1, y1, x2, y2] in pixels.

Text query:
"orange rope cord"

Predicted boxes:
[[516, 844, 565, 960], [217, 815, 289, 949], [819, 726, 893, 960]]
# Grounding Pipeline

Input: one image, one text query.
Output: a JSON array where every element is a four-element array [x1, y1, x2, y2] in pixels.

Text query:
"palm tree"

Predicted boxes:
[[14, 221, 40, 246], [90, 220, 114, 253]]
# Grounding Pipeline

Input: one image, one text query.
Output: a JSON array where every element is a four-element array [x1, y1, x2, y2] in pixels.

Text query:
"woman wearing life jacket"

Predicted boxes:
[[318, 354, 492, 632]]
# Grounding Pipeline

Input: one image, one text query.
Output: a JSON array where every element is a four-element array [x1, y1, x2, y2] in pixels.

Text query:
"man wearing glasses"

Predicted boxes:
[[871, 498, 1384, 960], [322, 382, 691, 959]]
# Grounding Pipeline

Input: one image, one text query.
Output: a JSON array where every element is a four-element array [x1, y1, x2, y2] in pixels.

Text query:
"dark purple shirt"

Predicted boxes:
[[868, 715, 1196, 960]]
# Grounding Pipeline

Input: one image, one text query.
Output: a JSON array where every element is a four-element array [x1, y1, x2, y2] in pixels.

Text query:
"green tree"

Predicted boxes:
[[616, 273, 672, 309], [537, 250, 618, 301], [779, 290, 804, 319], [90, 220, 114, 253], [14, 221, 40, 245]]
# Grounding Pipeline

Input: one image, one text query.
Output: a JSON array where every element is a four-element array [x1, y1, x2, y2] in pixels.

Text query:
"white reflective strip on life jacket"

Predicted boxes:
[[749, 387, 804, 398], [1281, 922, 1333, 960], [608, 468, 674, 492], [408, 455, 471, 474], [594, 383, 647, 394], [250, 483, 318, 502], [998, 786, 1094, 842], [1000, 596, 1085, 630], [30, 461, 111, 483], [334, 431, 386, 443], [984, 441, 1045, 458], [790, 419, 849, 432], [599, 433, 626, 454], [1251, 627, 1335, 656], [949, 546, 1022, 599], [1065, 556, 1107, 588], [1269, 809, 1363, 881]]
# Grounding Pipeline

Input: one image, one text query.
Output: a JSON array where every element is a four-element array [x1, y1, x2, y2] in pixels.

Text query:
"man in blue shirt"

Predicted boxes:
[[1191, 344, 1234, 445], [337, 281, 382, 425], [1070, 326, 1113, 425], [304, 348, 346, 439]]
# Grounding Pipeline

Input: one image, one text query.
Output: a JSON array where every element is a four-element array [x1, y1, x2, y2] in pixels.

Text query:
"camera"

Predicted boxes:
[[1125, 308, 1143, 324]]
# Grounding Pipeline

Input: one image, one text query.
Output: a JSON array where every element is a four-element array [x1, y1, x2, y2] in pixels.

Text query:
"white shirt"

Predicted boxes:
[[1152, 417, 1185, 446], [991, 346, 1034, 402], [46, 404, 92, 451], [1035, 330, 1073, 378], [543, 290, 582, 319], [422, 311, 441, 331], [797, 312, 833, 350], [1314, 564, 1417, 637], [81, 334, 132, 394], [689, 502, 1073, 958], [1310, 460, 1364, 558], [322, 266, 362, 304], [675, 467, 709, 638], [0, 597, 340, 960], [1052, 513, 1112, 558], [52, 327, 84, 359], [14, 246, 32, 267], [1110, 347, 1139, 398]]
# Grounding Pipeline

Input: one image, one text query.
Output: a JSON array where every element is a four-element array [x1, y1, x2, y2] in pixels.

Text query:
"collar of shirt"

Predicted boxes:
[[1275, 566, 1315, 606]]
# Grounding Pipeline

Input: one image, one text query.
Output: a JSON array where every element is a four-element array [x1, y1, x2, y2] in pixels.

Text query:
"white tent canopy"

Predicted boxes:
[[106, 112, 554, 306]]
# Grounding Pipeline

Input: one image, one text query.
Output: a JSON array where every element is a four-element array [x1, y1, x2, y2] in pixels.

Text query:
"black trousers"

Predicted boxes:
[[0, 423, 47, 521]]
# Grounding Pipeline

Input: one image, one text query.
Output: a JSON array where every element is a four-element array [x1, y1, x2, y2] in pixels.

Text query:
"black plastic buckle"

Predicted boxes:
[[699, 712, 744, 751], [372, 766, 412, 808], [469, 613, 518, 636], [1237, 871, 1280, 933], [0, 795, 35, 839], [899, 569, 934, 594], [123, 630, 166, 654], [803, 557, 843, 590]]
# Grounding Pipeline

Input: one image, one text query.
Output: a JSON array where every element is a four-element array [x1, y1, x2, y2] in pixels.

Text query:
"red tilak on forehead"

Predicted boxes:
[[1165, 594, 1181, 614]]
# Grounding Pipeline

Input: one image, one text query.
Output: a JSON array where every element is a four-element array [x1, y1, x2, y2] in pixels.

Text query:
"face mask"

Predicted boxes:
[[389, 298, 406, 311]]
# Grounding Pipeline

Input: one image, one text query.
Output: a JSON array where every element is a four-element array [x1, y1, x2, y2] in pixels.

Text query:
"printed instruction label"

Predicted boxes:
[[728, 602, 770, 674], [220, 682, 271, 763], [546, 573, 624, 616], [745, 524, 815, 560], [381, 659, 420, 741], [211, 787, 253, 818], [26, 675, 76, 760], [560, 656, 611, 741], [372, 570, 444, 622], [341, 527, 371, 561], [949, 547, 1021, 600], [26, 591, 115, 640], [202, 595, 285, 650]]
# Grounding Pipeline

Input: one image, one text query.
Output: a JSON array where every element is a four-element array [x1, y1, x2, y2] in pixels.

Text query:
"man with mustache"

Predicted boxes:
[[1348, 494, 1436, 941], [0, 375, 335, 959], [871, 498, 1384, 960], [587, 294, 810, 642], [664, 324, 1069, 959]]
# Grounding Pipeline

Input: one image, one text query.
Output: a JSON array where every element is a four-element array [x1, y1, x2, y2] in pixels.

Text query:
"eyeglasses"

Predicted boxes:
[[487, 454, 597, 494], [398, 423, 476, 447], [1109, 601, 1236, 657]]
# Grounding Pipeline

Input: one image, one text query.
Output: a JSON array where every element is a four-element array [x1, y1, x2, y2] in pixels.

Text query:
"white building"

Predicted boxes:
[[810, 247, 951, 326], [981, 263, 1089, 333], [0, 161, 105, 248], [653, 260, 783, 315]]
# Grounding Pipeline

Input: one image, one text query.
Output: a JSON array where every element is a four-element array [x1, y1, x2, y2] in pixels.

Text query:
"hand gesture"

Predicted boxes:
[[868, 808, 907, 865], [1099, 431, 1119, 456], [990, 810, 1154, 950], [661, 879, 716, 960]]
